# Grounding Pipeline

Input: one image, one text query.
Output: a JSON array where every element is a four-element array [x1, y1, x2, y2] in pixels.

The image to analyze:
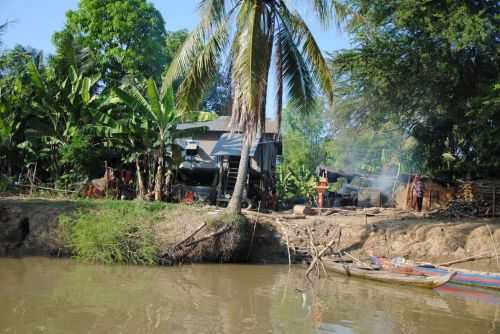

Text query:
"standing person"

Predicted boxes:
[[411, 175, 425, 212]]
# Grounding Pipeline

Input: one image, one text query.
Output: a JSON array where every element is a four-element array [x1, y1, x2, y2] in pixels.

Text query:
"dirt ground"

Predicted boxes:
[[245, 208, 500, 271], [1, 197, 499, 271]]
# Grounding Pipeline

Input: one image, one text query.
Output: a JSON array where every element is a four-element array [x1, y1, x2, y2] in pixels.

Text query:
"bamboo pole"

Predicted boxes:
[[486, 224, 500, 271], [438, 253, 493, 267], [15, 184, 78, 193], [343, 251, 374, 270]]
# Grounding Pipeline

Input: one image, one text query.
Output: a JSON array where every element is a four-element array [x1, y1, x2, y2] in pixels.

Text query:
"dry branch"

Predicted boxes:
[[172, 222, 207, 249], [305, 229, 339, 281], [184, 225, 232, 248]]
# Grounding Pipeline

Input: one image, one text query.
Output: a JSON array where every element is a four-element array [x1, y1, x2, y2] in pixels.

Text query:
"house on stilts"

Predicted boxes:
[[173, 116, 281, 208]]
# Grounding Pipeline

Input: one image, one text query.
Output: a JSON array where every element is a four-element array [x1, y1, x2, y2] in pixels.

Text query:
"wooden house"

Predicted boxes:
[[174, 116, 281, 207]]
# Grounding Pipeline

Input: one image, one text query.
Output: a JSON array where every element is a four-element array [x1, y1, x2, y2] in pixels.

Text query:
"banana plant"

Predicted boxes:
[[112, 78, 210, 201], [290, 165, 318, 205], [25, 61, 102, 180], [276, 165, 296, 201]]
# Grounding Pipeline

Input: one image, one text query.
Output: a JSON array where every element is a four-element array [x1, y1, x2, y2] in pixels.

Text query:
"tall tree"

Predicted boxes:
[[164, 30, 190, 66], [331, 0, 499, 178], [53, 0, 167, 88], [282, 100, 330, 173], [164, 0, 343, 213]]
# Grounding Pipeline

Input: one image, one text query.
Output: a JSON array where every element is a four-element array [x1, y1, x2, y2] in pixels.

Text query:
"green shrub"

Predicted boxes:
[[60, 202, 161, 265], [0, 175, 13, 192]]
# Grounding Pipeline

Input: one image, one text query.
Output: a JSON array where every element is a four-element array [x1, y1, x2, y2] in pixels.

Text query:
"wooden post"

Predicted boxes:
[[493, 185, 496, 217], [104, 160, 108, 199], [405, 176, 412, 210]]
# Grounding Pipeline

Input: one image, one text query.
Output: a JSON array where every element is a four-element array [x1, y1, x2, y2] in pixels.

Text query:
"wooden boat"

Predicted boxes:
[[323, 258, 455, 289], [435, 283, 500, 305], [371, 256, 500, 291], [415, 264, 500, 291]]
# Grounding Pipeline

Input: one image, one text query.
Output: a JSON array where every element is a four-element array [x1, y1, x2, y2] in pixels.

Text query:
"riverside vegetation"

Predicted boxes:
[[0, 198, 250, 265]]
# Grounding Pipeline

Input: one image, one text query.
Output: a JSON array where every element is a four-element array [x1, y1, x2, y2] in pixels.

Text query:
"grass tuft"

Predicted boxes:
[[59, 201, 164, 265]]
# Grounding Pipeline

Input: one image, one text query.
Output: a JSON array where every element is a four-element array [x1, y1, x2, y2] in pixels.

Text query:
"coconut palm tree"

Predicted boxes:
[[163, 0, 344, 213]]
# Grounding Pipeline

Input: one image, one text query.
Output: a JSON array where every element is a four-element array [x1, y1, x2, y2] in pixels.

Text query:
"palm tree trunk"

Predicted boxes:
[[135, 158, 146, 200], [227, 135, 251, 214], [154, 148, 164, 201]]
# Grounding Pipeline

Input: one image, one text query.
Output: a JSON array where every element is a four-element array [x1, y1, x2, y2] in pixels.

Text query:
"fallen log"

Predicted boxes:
[[293, 205, 313, 216]]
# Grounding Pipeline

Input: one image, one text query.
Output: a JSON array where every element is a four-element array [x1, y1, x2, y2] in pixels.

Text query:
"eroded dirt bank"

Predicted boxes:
[[1, 198, 499, 270], [247, 209, 500, 271]]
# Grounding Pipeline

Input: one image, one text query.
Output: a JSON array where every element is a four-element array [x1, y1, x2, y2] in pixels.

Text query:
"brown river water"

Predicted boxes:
[[0, 257, 499, 334]]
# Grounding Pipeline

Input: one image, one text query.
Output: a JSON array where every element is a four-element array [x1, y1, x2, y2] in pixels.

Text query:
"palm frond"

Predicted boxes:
[[274, 40, 283, 135], [197, 0, 227, 28], [274, 19, 315, 113], [231, 0, 273, 135], [162, 0, 229, 95], [282, 9, 335, 108], [176, 21, 229, 112], [311, 0, 334, 27], [308, 0, 349, 28]]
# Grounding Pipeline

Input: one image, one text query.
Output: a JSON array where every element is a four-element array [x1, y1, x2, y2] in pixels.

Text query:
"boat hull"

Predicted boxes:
[[323, 259, 454, 289], [416, 265, 500, 290]]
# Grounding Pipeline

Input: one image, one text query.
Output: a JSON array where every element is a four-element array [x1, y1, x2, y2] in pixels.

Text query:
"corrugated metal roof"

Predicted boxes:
[[177, 116, 279, 134], [211, 133, 261, 157]]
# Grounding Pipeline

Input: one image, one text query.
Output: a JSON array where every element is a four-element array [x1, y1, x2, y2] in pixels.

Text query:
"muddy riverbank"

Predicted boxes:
[[1, 198, 499, 270]]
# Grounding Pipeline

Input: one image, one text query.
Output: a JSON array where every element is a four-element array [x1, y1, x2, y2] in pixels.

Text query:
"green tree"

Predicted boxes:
[[0, 46, 44, 175], [282, 100, 329, 173], [325, 124, 418, 175], [53, 0, 167, 88], [331, 0, 499, 178], [164, 30, 189, 66], [165, 0, 342, 213], [112, 79, 210, 201]]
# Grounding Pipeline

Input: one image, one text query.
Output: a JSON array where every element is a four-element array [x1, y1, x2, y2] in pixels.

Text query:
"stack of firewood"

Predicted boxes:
[[431, 199, 490, 218], [456, 180, 474, 202]]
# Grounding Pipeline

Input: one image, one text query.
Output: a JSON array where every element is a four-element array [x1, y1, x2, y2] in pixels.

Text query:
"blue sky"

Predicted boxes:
[[0, 0, 350, 55]]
